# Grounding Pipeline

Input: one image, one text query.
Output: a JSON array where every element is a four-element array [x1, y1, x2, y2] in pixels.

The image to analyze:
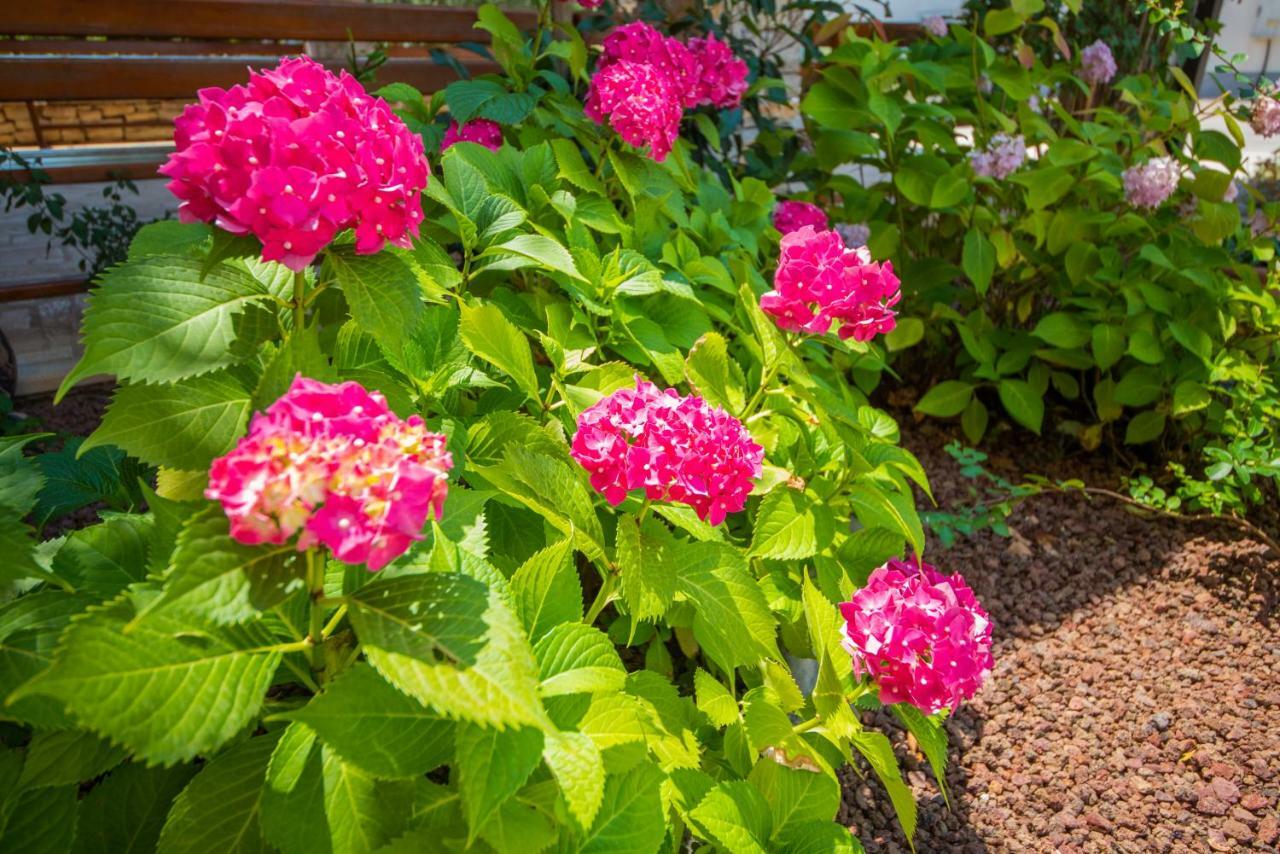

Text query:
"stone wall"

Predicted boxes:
[[0, 99, 187, 147]]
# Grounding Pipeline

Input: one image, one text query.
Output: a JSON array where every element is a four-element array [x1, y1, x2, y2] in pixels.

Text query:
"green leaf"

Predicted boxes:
[[0, 434, 46, 514], [997, 379, 1044, 433], [694, 668, 739, 727], [1113, 366, 1164, 407], [542, 729, 606, 829], [0, 591, 94, 729], [884, 317, 924, 352], [689, 780, 772, 852], [748, 757, 840, 839], [281, 663, 453, 778], [1091, 325, 1125, 372], [851, 730, 917, 843], [0, 784, 79, 854], [260, 724, 330, 854], [11, 597, 282, 765], [458, 300, 540, 401], [18, 729, 127, 789], [58, 514, 154, 598], [1126, 329, 1164, 364], [892, 704, 950, 806], [81, 373, 251, 470], [32, 440, 142, 530], [579, 763, 666, 854], [1124, 410, 1166, 444], [320, 746, 415, 854], [483, 234, 585, 282], [510, 538, 581, 642], [535, 623, 625, 697], [685, 332, 745, 413], [327, 250, 423, 371], [677, 543, 779, 673], [1171, 380, 1211, 416], [0, 506, 57, 587], [455, 722, 544, 842], [128, 221, 211, 260], [615, 515, 676, 624], [476, 447, 606, 561], [914, 381, 973, 418], [140, 505, 301, 626], [477, 797, 556, 854], [985, 7, 1025, 34], [777, 821, 861, 853], [1031, 312, 1089, 349], [961, 229, 995, 295], [349, 573, 549, 730], [157, 731, 278, 854], [72, 763, 197, 854], [59, 254, 267, 397], [960, 398, 988, 444], [551, 139, 607, 195], [750, 490, 833, 561], [849, 485, 925, 557]]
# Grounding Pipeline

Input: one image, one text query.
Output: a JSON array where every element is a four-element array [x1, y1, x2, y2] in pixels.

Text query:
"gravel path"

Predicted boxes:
[[843, 424, 1280, 852]]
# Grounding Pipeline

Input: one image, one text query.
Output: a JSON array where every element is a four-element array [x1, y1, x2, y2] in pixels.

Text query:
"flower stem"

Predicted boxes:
[[792, 715, 822, 734], [292, 269, 307, 331], [304, 549, 326, 673], [584, 572, 617, 625], [321, 604, 348, 640]]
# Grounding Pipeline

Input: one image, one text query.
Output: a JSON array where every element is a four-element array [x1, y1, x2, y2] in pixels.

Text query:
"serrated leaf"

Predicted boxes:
[[455, 721, 544, 842], [282, 663, 453, 778], [694, 668, 739, 726], [141, 505, 302, 626], [58, 514, 154, 599], [59, 255, 268, 396], [0, 591, 94, 728], [0, 506, 57, 587], [483, 234, 585, 282], [349, 572, 549, 730], [580, 763, 666, 854], [320, 746, 415, 854], [851, 730, 916, 842], [535, 623, 625, 697], [689, 779, 772, 854], [748, 757, 840, 839], [81, 373, 251, 470], [849, 485, 924, 557], [11, 597, 282, 764], [1, 783, 79, 854], [677, 543, 779, 673], [892, 704, 950, 806], [778, 821, 861, 853], [0, 435, 46, 514], [615, 515, 676, 624], [18, 729, 126, 789], [261, 724, 330, 854], [543, 729, 605, 829], [476, 447, 605, 561], [157, 731, 278, 854], [458, 300, 540, 401], [327, 250, 423, 371], [72, 763, 197, 854], [32, 440, 142, 531], [750, 490, 833, 561], [509, 538, 581, 642], [685, 332, 745, 413]]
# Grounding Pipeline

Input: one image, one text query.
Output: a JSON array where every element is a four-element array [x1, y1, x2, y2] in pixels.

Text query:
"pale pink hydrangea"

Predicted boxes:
[[1251, 209, 1276, 238], [687, 34, 749, 109], [837, 222, 870, 248], [441, 118, 503, 152], [922, 16, 948, 38], [840, 558, 993, 715], [1080, 40, 1117, 85], [773, 199, 829, 235], [977, 74, 993, 95], [585, 60, 684, 162], [761, 225, 900, 342], [206, 376, 451, 571], [1251, 93, 1280, 138], [159, 56, 429, 271], [570, 377, 763, 525], [1223, 178, 1240, 204], [969, 134, 1025, 180], [1123, 158, 1180, 209]]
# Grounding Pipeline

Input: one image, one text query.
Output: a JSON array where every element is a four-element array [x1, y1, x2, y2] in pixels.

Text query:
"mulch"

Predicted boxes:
[[14, 387, 1280, 852], [844, 419, 1279, 853]]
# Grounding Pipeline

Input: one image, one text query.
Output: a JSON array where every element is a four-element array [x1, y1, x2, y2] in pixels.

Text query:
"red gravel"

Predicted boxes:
[[842, 423, 1280, 853]]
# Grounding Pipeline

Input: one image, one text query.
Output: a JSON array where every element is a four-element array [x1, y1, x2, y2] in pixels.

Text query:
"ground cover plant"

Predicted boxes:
[[788, 0, 1280, 525], [0, 5, 994, 852]]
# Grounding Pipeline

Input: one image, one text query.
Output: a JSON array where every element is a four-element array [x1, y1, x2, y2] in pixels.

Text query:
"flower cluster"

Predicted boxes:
[[570, 377, 763, 525], [159, 56, 429, 271], [1079, 40, 1117, 85], [922, 16, 949, 38], [1123, 158, 1180, 209], [206, 376, 452, 571], [442, 119, 503, 152], [840, 558, 993, 715], [837, 222, 871, 248], [969, 133, 1026, 180], [1251, 92, 1280, 138], [762, 225, 900, 341], [559, 0, 602, 8], [773, 199, 829, 235], [586, 22, 748, 161]]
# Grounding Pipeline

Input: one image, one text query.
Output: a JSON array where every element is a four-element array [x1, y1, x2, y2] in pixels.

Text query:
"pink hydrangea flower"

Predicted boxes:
[[687, 34, 749, 109], [441, 118, 503, 152], [1251, 93, 1280, 138], [762, 225, 900, 342], [1123, 158, 1180, 209], [559, 0, 602, 7], [773, 200, 829, 235], [159, 56, 430, 271], [599, 21, 702, 107], [837, 222, 870, 248], [570, 377, 763, 525], [969, 134, 1025, 179], [206, 376, 452, 571], [840, 558, 994, 715], [585, 60, 684, 162], [922, 16, 948, 38], [1079, 40, 1117, 85]]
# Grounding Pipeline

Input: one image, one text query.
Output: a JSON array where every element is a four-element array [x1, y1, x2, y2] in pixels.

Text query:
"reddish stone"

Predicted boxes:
[[1240, 792, 1269, 812]]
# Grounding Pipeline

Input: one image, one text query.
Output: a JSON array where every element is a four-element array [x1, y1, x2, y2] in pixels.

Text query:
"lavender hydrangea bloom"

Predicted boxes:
[[922, 16, 948, 38], [837, 222, 871, 248], [1123, 159, 1180, 209], [969, 134, 1026, 180], [1080, 40, 1117, 85]]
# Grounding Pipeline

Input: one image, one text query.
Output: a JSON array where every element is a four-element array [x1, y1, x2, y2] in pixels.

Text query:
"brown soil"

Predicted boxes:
[[842, 421, 1280, 853]]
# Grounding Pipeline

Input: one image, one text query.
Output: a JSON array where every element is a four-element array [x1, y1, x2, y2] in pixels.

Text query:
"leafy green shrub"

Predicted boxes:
[[0, 7, 975, 852], [793, 2, 1278, 475]]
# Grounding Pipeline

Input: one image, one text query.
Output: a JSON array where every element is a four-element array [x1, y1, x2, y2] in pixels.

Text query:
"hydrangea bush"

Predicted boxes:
[[0, 6, 988, 852], [794, 3, 1279, 479]]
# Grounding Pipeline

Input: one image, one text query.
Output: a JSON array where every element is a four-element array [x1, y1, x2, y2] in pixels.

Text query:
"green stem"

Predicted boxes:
[[637, 497, 652, 523], [292, 269, 307, 331], [583, 573, 617, 625], [321, 604, 348, 640], [744, 364, 778, 416], [792, 715, 822, 734], [304, 549, 326, 673]]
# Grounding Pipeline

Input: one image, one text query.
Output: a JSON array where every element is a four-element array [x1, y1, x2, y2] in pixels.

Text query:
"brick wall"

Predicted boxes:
[[0, 99, 186, 147]]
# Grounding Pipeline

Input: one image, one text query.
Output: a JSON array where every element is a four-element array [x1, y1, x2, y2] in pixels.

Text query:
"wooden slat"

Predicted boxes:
[[0, 38, 298, 56], [0, 279, 89, 303], [5, 0, 535, 43], [0, 55, 499, 101]]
